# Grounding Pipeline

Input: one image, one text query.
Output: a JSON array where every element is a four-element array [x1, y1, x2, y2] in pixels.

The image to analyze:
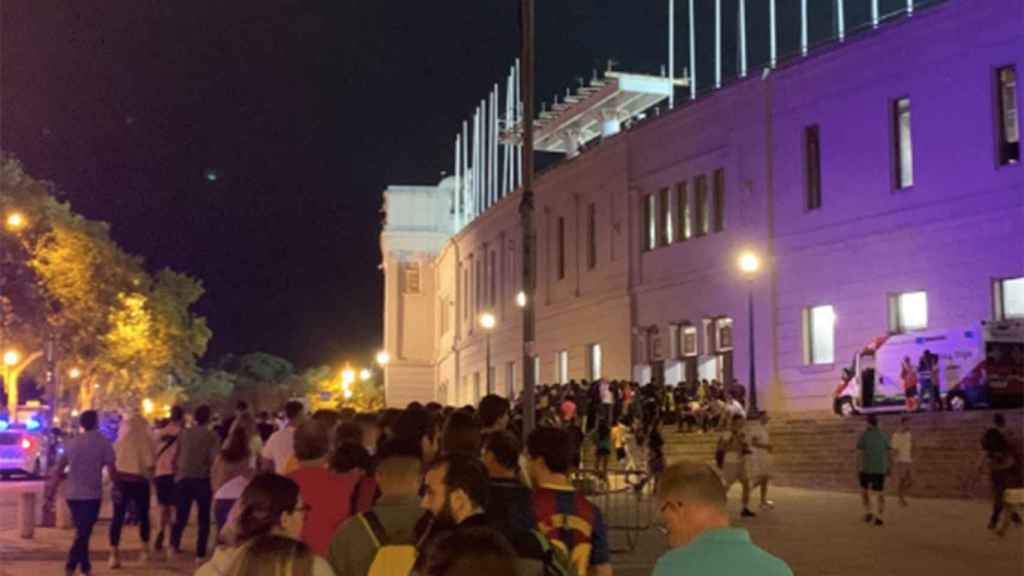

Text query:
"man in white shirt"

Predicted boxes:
[[890, 416, 913, 507], [261, 400, 304, 474]]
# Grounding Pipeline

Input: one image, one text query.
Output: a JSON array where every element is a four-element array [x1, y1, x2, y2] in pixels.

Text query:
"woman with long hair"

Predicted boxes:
[[109, 413, 156, 568], [196, 474, 334, 576], [212, 424, 255, 535]]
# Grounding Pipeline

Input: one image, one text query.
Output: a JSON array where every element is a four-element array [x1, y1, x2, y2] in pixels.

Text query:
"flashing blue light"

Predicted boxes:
[[0, 419, 8, 431], [25, 418, 41, 431]]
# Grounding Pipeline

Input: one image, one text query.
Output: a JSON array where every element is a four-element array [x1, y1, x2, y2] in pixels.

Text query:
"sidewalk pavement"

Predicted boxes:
[[1, 486, 1021, 576]]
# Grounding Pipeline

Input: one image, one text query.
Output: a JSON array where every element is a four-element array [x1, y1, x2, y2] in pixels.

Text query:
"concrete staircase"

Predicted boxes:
[[662, 409, 1023, 499]]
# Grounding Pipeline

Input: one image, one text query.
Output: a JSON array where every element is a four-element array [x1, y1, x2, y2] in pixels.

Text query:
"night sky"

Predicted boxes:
[[1, 1, 892, 368]]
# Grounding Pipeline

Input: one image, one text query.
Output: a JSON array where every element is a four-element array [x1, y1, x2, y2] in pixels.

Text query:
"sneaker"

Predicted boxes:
[[874, 518, 884, 527], [864, 513, 874, 523], [741, 508, 757, 518], [760, 500, 775, 510]]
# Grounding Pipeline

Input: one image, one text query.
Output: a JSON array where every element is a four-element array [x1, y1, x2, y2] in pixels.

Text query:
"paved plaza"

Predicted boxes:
[[1, 484, 1021, 575]]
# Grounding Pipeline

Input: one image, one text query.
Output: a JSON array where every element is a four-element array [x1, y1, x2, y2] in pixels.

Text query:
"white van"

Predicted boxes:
[[832, 321, 1023, 416]]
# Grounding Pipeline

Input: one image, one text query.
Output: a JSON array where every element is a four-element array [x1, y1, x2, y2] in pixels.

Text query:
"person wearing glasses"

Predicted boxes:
[[653, 461, 793, 576], [196, 473, 333, 576]]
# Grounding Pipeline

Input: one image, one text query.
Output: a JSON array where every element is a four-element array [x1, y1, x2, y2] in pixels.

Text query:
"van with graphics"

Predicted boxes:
[[832, 320, 1023, 416]]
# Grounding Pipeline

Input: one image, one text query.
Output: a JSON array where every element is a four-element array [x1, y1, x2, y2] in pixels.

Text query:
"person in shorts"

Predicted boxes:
[[718, 414, 756, 518], [153, 405, 184, 550], [857, 415, 891, 526], [749, 411, 775, 510], [890, 416, 913, 506]]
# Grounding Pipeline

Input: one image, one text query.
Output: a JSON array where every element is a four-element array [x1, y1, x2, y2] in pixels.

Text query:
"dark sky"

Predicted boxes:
[[0, 1, 892, 368]]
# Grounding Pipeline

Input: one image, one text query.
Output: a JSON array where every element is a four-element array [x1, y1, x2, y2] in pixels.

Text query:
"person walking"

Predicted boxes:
[[287, 420, 359, 557], [212, 423, 255, 537], [170, 404, 220, 562], [326, 438, 427, 576], [857, 415, 892, 526], [261, 400, 305, 474], [153, 406, 184, 551], [891, 416, 914, 507], [52, 410, 118, 576], [717, 415, 756, 518], [979, 421, 1023, 530], [527, 427, 612, 576], [652, 461, 793, 576], [108, 414, 156, 568], [901, 356, 919, 411], [196, 473, 333, 576], [749, 412, 775, 510]]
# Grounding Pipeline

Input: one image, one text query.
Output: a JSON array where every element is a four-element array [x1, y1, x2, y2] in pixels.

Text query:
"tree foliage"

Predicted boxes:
[[1, 154, 212, 410]]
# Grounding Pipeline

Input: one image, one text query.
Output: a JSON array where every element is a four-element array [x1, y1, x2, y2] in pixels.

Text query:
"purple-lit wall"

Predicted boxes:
[[383, 0, 1024, 411]]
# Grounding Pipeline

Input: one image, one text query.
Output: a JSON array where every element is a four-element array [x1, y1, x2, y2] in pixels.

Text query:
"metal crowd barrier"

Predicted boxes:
[[571, 467, 658, 554]]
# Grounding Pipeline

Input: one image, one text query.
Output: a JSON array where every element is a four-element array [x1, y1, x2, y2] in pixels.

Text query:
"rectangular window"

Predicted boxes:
[[532, 356, 541, 387], [717, 318, 733, 350], [403, 263, 421, 294], [894, 97, 914, 189], [682, 325, 698, 356], [475, 259, 483, 315], [676, 182, 691, 241], [888, 291, 928, 333], [995, 276, 1024, 320], [489, 250, 497, 307], [556, 217, 566, 280], [712, 169, 725, 232], [643, 193, 656, 251], [694, 175, 709, 236], [587, 203, 597, 270], [587, 344, 602, 381], [998, 66, 1020, 166], [805, 125, 822, 210], [506, 361, 517, 399], [462, 268, 470, 320], [802, 305, 836, 365], [659, 187, 672, 245], [555, 351, 569, 384]]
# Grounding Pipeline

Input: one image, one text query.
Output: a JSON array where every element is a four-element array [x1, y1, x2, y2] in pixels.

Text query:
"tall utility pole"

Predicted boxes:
[[519, 0, 537, 438]]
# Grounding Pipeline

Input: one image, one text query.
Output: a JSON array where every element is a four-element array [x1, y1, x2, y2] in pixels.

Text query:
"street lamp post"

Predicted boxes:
[[738, 252, 761, 414], [479, 312, 496, 395]]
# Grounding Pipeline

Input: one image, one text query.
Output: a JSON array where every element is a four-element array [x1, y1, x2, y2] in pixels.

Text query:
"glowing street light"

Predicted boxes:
[[359, 368, 372, 382], [5, 212, 26, 231], [3, 350, 19, 366], [516, 291, 527, 308], [738, 251, 761, 275], [142, 398, 155, 415], [479, 312, 497, 330], [375, 351, 391, 367], [341, 368, 355, 384], [343, 389, 353, 400], [68, 367, 82, 380], [737, 249, 762, 413]]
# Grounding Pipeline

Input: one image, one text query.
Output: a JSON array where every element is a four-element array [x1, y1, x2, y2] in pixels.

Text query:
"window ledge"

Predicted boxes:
[[799, 363, 837, 375]]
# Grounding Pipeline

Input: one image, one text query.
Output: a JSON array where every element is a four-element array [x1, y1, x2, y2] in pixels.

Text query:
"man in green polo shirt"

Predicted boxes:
[[857, 414, 892, 526], [653, 460, 793, 576]]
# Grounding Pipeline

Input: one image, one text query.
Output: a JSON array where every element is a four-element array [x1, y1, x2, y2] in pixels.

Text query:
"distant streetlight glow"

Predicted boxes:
[[5, 212, 26, 231], [341, 368, 355, 384], [359, 368, 372, 381], [738, 251, 761, 275], [516, 291, 527, 308], [3, 351, 19, 366], [142, 398, 154, 415], [343, 389, 353, 400], [479, 312, 497, 330], [375, 351, 391, 366], [69, 367, 82, 380]]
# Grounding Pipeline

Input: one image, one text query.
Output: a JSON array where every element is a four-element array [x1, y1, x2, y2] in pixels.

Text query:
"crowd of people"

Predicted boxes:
[[46, 375, 1021, 576], [51, 391, 795, 576]]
